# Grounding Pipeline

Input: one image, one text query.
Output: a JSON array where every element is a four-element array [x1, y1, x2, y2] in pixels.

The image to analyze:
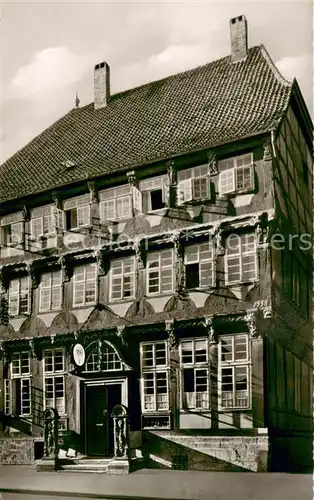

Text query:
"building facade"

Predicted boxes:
[[0, 15, 312, 472]]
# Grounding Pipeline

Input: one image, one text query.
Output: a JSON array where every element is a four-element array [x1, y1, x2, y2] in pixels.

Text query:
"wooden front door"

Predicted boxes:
[[85, 384, 122, 456]]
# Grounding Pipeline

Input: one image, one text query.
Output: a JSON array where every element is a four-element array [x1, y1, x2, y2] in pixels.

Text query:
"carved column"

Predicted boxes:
[[165, 319, 179, 430], [166, 159, 177, 208], [26, 261, 40, 289], [0, 268, 9, 326], [52, 192, 64, 246], [107, 405, 130, 474], [126, 170, 139, 216], [171, 232, 184, 294], [203, 315, 218, 427], [245, 309, 265, 428], [88, 181, 99, 239]]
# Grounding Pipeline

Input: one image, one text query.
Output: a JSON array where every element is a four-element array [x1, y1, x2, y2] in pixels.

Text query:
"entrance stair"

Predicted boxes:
[[58, 456, 112, 473]]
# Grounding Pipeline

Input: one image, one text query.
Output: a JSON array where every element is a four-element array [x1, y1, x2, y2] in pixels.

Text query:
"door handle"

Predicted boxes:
[[96, 423, 104, 427]]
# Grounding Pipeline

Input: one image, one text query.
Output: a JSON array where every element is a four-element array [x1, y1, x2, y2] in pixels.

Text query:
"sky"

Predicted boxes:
[[0, 0, 312, 164]]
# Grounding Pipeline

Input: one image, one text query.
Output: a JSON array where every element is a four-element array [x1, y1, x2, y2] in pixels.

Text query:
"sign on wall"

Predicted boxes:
[[72, 343, 86, 367]]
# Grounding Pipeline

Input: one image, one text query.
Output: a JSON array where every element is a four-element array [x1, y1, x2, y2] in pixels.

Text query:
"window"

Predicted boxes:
[[30, 205, 55, 239], [64, 194, 90, 230], [139, 176, 167, 212], [9, 277, 30, 316], [185, 242, 215, 289], [219, 334, 250, 409], [1, 213, 23, 247], [39, 271, 62, 312], [218, 154, 254, 195], [43, 348, 65, 415], [99, 185, 132, 222], [84, 341, 122, 372], [73, 264, 97, 306], [4, 352, 31, 416], [140, 342, 169, 412], [110, 257, 135, 301], [180, 339, 209, 410], [225, 233, 257, 284], [177, 165, 209, 204], [147, 250, 173, 295]]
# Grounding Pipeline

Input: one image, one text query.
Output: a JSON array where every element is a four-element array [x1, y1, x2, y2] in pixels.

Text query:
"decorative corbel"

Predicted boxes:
[[133, 238, 146, 269], [262, 306, 272, 319], [94, 248, 109, 276], [26, 261, 40, 289], [88, 181, 98, 204], [263, 140, 273, 162], [126, 170, 137, 187], [165, 319, 177, 350], [116, 325, 127, 346], [203, 315, 217, 344], [58, 256, 72, 282], [207, 150, 218, 175], [50, 334, 56, 345], [244, 309, 259, 339]]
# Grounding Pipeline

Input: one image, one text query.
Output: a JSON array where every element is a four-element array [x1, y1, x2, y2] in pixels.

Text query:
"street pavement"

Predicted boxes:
[[0, 465, 313, 500]]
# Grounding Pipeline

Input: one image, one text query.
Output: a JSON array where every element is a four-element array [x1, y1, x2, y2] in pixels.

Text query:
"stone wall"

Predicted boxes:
[[142, 431, 269, 472], [0, 437, 36, 464]]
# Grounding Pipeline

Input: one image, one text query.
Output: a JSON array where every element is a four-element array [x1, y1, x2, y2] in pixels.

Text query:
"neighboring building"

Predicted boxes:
[[0, 15, 312, 472]]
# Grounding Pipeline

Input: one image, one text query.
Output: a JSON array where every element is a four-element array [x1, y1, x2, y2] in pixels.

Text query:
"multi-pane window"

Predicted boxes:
[[139, 176, 167, 212], [9, 277, 30, 316], [110, 257, 135, 301], [177, 165, 209, 204], [83, 342, 122, 372], [39, 271, 62, 312], [225, 233, 257, 284], [180, 339, 209, 410], [141, 342, 169, 412], [4, 352, 31, 416], [1, 213, 23, 246], [30, 205, 55, 239], [99, 185, 132, 222], [43, 348, 65, 415], [184, 242, 215, 289], [73, 264, 97, 306], [64, 194, 91, 230], [147, 250, 173, 295], [218, 154, 254, 195], [219, 334, 250, 409]]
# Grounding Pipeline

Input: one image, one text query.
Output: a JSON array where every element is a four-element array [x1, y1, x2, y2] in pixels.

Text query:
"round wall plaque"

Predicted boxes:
[[73, 343, 85, 367]]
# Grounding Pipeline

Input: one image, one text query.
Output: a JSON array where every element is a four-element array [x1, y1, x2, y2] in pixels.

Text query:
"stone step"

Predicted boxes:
[[60, 464, 108, 473]]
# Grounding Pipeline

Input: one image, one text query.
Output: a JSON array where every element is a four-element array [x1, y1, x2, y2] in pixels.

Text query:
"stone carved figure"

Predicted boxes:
[[133, 238, 145, 269], [112, 405, 129, 459], [207, 151, 218, 175], [87, 181, 98, 204], [166, 160, 176, 185], [115, 418, 126, 457], [245, 311, 259, 338], [165, 319, 177, 350], [58, 256, 71, 282], [263, 140, 273, 161], [26, 262, 39, 289], [43, 408, 59, 459], [126, 170, 137, 186], [94, 248, 109, 276], [204, 315, 217, 344]]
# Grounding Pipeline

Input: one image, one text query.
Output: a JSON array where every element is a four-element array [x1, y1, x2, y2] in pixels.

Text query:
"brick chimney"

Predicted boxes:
[[230, 15, 248, 62], [94, 61, 110, 110]]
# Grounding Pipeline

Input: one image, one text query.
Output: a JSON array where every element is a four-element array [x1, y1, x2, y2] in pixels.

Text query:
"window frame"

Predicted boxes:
[[147, 249, 174, 296], [30, 205, 55, 240], [225, 233, 257, 285], [179, 338, 210, 411], [8, 276, 30, 317], [184, 242, 215, 289], [139, 175, 167, 213], [218, 334, 251, 410], [5, 352, 31, 417], [63, 195, 91, 231], [109, 256, 136, 302], [73, 263, 97, 307], [218, 154, 254, 196], [39, 270, 62, 312], [43, 348, 66, 415], [99, 185, 132, 222], [140, 341, 169, 413], [177, 165, 210, 205]]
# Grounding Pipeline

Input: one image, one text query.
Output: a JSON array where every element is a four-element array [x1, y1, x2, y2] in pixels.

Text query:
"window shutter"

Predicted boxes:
[[12, 378, 21, 415], [132, 186, 142, 213], [219, 169, 235, 195], [177, 178, 192, 205]]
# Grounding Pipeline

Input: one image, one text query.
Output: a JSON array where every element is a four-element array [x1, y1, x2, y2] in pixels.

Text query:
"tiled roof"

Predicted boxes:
[[0, 45, 292, 204]]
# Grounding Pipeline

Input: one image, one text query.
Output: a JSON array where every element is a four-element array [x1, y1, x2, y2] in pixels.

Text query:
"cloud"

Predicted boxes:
[[10, 47, 92, 100]]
